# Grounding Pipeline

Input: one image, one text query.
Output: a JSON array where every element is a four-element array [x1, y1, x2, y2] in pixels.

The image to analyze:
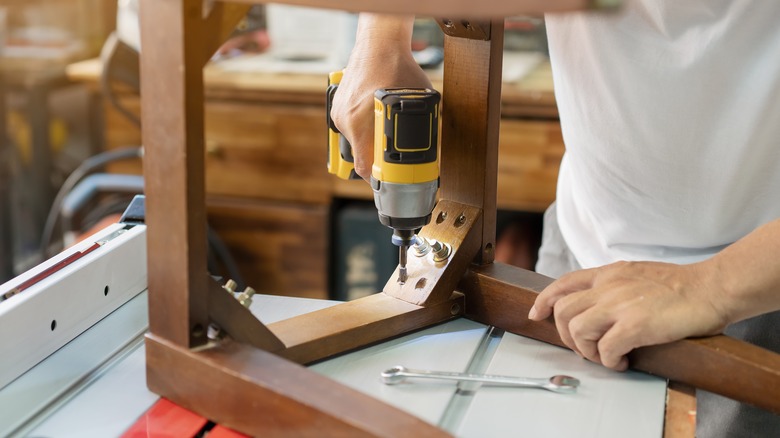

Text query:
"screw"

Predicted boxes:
[[207, 323, 224, 341], [442, 18, 454, 28], [455, 213, 466, 227]]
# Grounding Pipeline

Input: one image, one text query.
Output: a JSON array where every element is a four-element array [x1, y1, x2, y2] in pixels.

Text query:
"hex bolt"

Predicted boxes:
[[430, 240, 452, 262], [223, 279, 238, 293], [237, 286, 256, 308], [413, 236, 432, 257]]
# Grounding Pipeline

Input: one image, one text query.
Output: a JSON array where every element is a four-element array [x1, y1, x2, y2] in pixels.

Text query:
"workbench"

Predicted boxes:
[[2, 282, 668, 437], [65, 55, 564, 300]]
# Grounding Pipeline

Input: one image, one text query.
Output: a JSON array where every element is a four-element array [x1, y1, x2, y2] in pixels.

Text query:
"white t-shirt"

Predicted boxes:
[[545, 0, 780, 268]]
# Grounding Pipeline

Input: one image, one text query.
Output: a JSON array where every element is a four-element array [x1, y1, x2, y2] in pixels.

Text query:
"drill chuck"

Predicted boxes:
[[371, 178, 438, 231]]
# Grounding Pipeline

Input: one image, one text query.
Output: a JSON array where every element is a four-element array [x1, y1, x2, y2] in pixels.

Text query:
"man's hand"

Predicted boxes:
[[330, 14, 431, 180], [528, 261, 729, 371]]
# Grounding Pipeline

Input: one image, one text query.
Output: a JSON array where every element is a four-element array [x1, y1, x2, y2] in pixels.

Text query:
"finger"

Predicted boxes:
[[529, 269, 597, 320], [333, 108, 375, 181], [597, 321, 640, 371], [568, 307, 616, 365], [350, 129, 375, 180], [552, 291, 597, 356]]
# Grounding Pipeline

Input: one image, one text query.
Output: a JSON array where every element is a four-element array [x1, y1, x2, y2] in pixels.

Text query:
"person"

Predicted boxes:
[[330, 2, 780, 436]]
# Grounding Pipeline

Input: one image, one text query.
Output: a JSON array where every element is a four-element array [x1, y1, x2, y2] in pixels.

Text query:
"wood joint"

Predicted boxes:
[[207, 278, 286, 352], [383, 200, 482, 306]]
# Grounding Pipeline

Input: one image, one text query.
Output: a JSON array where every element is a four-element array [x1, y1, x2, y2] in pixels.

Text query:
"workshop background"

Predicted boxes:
[[0, 1, 561, 301]]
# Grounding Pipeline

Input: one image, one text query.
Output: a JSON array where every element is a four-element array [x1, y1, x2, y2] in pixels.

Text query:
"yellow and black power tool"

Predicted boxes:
[[327, 71, 441, 284]]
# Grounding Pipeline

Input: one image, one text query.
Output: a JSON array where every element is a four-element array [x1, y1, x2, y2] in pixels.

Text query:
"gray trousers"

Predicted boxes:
[[536, 203, 780, 437]]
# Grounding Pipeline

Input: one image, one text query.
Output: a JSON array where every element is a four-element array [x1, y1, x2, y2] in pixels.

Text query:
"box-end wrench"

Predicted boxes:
[[380, 365, 580, 394]]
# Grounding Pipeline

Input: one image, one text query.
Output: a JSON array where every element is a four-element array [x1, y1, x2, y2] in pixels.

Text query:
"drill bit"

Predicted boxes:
[[398, 244, 408, 284]]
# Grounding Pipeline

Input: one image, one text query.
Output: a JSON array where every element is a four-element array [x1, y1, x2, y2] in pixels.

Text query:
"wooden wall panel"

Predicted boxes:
[[497, 119, 564, 212], [206, 197, 328, 299], [203, 101, 330, 204], [103, 97, 331, 204]]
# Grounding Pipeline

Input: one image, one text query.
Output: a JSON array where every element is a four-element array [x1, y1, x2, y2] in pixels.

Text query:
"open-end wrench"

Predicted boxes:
[[380, 365, 580, 394]]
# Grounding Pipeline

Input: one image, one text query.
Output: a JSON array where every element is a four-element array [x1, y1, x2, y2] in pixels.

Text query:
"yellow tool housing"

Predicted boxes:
[[372, 89, 440, 185]]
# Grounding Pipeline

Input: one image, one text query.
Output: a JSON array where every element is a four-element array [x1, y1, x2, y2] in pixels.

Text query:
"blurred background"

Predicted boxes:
[[0, 2, 559, 301]]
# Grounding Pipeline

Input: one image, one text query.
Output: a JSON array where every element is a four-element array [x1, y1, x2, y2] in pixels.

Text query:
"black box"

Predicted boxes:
[[332, 203, 397, 301]]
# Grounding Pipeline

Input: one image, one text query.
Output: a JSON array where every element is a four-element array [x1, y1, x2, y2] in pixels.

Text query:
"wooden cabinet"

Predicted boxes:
[[497, 119, 564, 212], [206, 197, 328, 299], [204, 101, 331, 204], [68, 59, 563, 300]]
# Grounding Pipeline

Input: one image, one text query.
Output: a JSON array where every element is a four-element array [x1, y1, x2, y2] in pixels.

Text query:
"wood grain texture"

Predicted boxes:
[[146, 334, 451, 437], [664, 383, 696, 438], [460, 263, 780, 414], [460, 262, 561, 344], [219, 0, 592, 17], [68, 58, 558, 117], [139, 0, 209, 347], [269, 292, 464, 365], [99, 94, 564, 213], [497, 119, 564, 212], [203, 101, 331, 204], [207, 278, 286, 352], [630, 335, 780, 415], [100, 97, 333, 204], [384, 201, 482, 306], [439, 21, 503, 265], [206, 197, 328, 299]]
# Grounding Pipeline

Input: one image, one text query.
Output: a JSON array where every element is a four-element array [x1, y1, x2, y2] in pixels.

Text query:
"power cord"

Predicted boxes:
[[39, 146, 143, 259]]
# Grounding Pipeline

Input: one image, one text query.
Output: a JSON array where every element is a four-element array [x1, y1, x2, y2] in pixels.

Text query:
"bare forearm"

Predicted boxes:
[[704, 218, 780, 324], [349, 14, 415, 66], [331, 14, 431, 179], [356, 14, 415, 45]]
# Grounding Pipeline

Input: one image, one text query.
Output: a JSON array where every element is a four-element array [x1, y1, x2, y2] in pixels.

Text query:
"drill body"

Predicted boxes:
[[371, 89, 441, 283], [327, 73, 441, 284]]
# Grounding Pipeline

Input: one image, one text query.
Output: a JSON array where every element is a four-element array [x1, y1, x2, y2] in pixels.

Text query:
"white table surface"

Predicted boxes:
[[5, 292, 666, 437]]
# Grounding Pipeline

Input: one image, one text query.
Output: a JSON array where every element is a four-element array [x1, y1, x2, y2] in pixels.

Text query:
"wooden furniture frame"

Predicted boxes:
[[139, 1, 780, 435]]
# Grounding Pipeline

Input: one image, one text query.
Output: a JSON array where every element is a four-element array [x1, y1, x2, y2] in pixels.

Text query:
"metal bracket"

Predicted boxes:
[[436, 18, 491, 40]]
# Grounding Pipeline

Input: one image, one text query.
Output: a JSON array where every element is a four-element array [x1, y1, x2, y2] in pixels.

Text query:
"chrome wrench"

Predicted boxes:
[[380, 366, 580, 394]]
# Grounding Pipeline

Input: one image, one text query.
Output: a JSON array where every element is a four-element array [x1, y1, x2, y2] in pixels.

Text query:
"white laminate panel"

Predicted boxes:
[[5, 294, 338, 437], [28, 345, 158, 438], [0, 291, 149, 437], [248, 294, 340, 323], [311, 318, 489, 427], [0, 224, 147, 390], [457, 333, 666, 438]]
